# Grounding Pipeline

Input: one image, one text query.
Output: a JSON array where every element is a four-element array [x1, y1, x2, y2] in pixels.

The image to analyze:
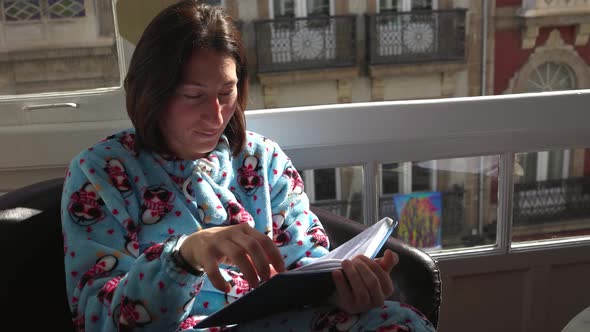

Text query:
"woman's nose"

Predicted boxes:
[[202, 96, 224, 125]]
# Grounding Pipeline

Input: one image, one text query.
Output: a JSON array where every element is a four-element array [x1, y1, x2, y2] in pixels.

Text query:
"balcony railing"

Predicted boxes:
[[254, 15, 356, 73], [513, 177, 590, 225], [366, 10, 466, 65]]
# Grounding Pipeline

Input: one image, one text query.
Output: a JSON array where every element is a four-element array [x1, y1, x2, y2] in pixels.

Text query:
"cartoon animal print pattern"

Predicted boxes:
[[225, 201, 254, 227], [140, 185, 175, 225], [237, 155, 263, 195], [283, 166, 304, 196], [226, 302, 435, 332], [306, 223, 329, 248], [61, 129, 434, 332], [271, 213, 292, 247], [104, 158, 132, 195], [113, 297, 153, 331], [68, 182, 105, 226]]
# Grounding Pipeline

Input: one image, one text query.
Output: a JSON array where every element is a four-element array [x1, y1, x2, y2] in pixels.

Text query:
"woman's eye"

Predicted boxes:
[[219, 91, 234, 97], [183, 94, 203, 99]]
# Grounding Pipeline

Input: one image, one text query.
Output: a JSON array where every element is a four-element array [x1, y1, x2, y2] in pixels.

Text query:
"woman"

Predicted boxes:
[[61, 1, 435, 331]]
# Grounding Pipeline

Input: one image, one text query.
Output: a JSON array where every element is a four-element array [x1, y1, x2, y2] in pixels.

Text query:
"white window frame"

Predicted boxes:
[[376, 0, 438, 13], [0, 0, 588, 260], [269, 0, 335, 19], [245, 89, 590, 258]]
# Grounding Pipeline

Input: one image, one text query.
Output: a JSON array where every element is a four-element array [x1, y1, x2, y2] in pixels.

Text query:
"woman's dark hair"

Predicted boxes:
[[124, 0, 248, 156]]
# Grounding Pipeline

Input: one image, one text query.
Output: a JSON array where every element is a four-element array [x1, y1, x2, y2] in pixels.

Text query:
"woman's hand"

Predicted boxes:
[[331, 249, 398, 314], [179, 223, 285, 292]]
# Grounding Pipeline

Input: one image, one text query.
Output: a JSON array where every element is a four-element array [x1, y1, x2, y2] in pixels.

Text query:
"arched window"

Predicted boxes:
[[526, 61, 577, 92]]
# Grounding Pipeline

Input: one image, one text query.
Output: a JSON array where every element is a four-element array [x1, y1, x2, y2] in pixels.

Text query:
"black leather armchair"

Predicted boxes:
[[312, 207, 441, 326], [0, 178, 441, 330]]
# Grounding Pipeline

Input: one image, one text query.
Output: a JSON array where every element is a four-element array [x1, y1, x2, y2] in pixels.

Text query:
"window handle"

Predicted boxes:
[[22, 103, 79, 111]]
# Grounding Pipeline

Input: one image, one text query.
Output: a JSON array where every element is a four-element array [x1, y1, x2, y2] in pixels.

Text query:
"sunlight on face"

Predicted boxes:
[[160, 49, 238, 160]]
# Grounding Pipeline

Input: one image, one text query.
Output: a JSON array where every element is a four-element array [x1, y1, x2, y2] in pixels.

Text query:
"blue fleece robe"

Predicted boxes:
[[61, 129, 435, 332]]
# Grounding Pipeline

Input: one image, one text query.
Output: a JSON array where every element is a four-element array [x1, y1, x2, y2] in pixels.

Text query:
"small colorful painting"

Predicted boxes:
[[393, 191, 442, 251]]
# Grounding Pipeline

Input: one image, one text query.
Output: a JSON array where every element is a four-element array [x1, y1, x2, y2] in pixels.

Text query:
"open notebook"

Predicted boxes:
[[194, 217, 398, 328]]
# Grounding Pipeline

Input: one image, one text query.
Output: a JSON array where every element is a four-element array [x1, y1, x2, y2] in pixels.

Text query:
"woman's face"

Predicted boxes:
[[160, 49, 238, 160]]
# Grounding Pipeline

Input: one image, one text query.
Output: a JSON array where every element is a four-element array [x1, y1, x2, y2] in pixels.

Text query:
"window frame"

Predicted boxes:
[[377, 0, 438, 13], [269, 0, 334, 19], [245, 89, 590, 259], [0, 0, 126, 127]]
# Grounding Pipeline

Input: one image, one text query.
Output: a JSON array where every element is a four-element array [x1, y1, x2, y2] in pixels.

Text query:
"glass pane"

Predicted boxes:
[[273, 0, 295, 18], [251, 1, 589, 108], [411, 0, 433, 10], [313, 168, 336, 200], [303, 166, 364, 223], [202, 0, 223, 6], [0, 0, 120, 95], [382, 163, 401, 193], [512, 148, 590, 243], [306, 0, 329, 16], [525, 62, 576, 92], [378, 155, 500, 251], [379, 0, 399, 12]]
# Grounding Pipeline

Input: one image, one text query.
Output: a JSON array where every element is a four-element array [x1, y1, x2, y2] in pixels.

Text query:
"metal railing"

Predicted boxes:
[[254, 15, 356, 73], [513, 177, 590, 225], [366, 10, 466, 65]]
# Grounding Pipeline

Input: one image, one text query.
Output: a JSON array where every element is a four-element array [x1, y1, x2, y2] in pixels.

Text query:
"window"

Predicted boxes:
[[202, 0, 224, 6], [1, 0, 86, 21], [313, 168, 337, 200], [301, 166, 364, 222], [517, 59, 578, 191], [380, 162, 435, 194], [527, 62, 577, 92], [2, 0, 589, 258], [0, 0, 120, 96], [271, 0, 332, 18], [513, 148, 590, 244], [378, 0, 436, 12], [378, 156, 498, 251], [0, 0, 124, 175]]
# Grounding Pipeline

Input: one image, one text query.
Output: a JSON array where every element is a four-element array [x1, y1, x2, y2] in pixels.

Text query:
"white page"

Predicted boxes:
[[321, 217, 394, 261], [289, 217, 395, 273]]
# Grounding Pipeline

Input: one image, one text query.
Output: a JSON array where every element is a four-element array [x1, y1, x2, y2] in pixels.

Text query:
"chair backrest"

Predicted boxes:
[[0, 178, 74, 331], [0, 178, 441, 329]]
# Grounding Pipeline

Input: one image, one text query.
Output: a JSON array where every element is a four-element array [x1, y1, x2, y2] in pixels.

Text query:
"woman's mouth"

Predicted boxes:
[[194, 129, 218, 136]]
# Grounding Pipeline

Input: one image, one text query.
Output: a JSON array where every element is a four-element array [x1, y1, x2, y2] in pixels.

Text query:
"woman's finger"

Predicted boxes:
[[375, 249, 399, 273], [332, 269, 354, 313], [243, 225, 285, 273], [356, 256, 389, 305], [342, 258, 370, 310], [359, 255, 393, 297], [199, 250, 231, 293], [232, 231, 272, 282], [222, 240, 261, 288]]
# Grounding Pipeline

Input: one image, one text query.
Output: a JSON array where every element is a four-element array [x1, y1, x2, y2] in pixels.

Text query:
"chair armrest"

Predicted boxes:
[[311, 206, 441, 327], [0, 178, 73, 330]]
